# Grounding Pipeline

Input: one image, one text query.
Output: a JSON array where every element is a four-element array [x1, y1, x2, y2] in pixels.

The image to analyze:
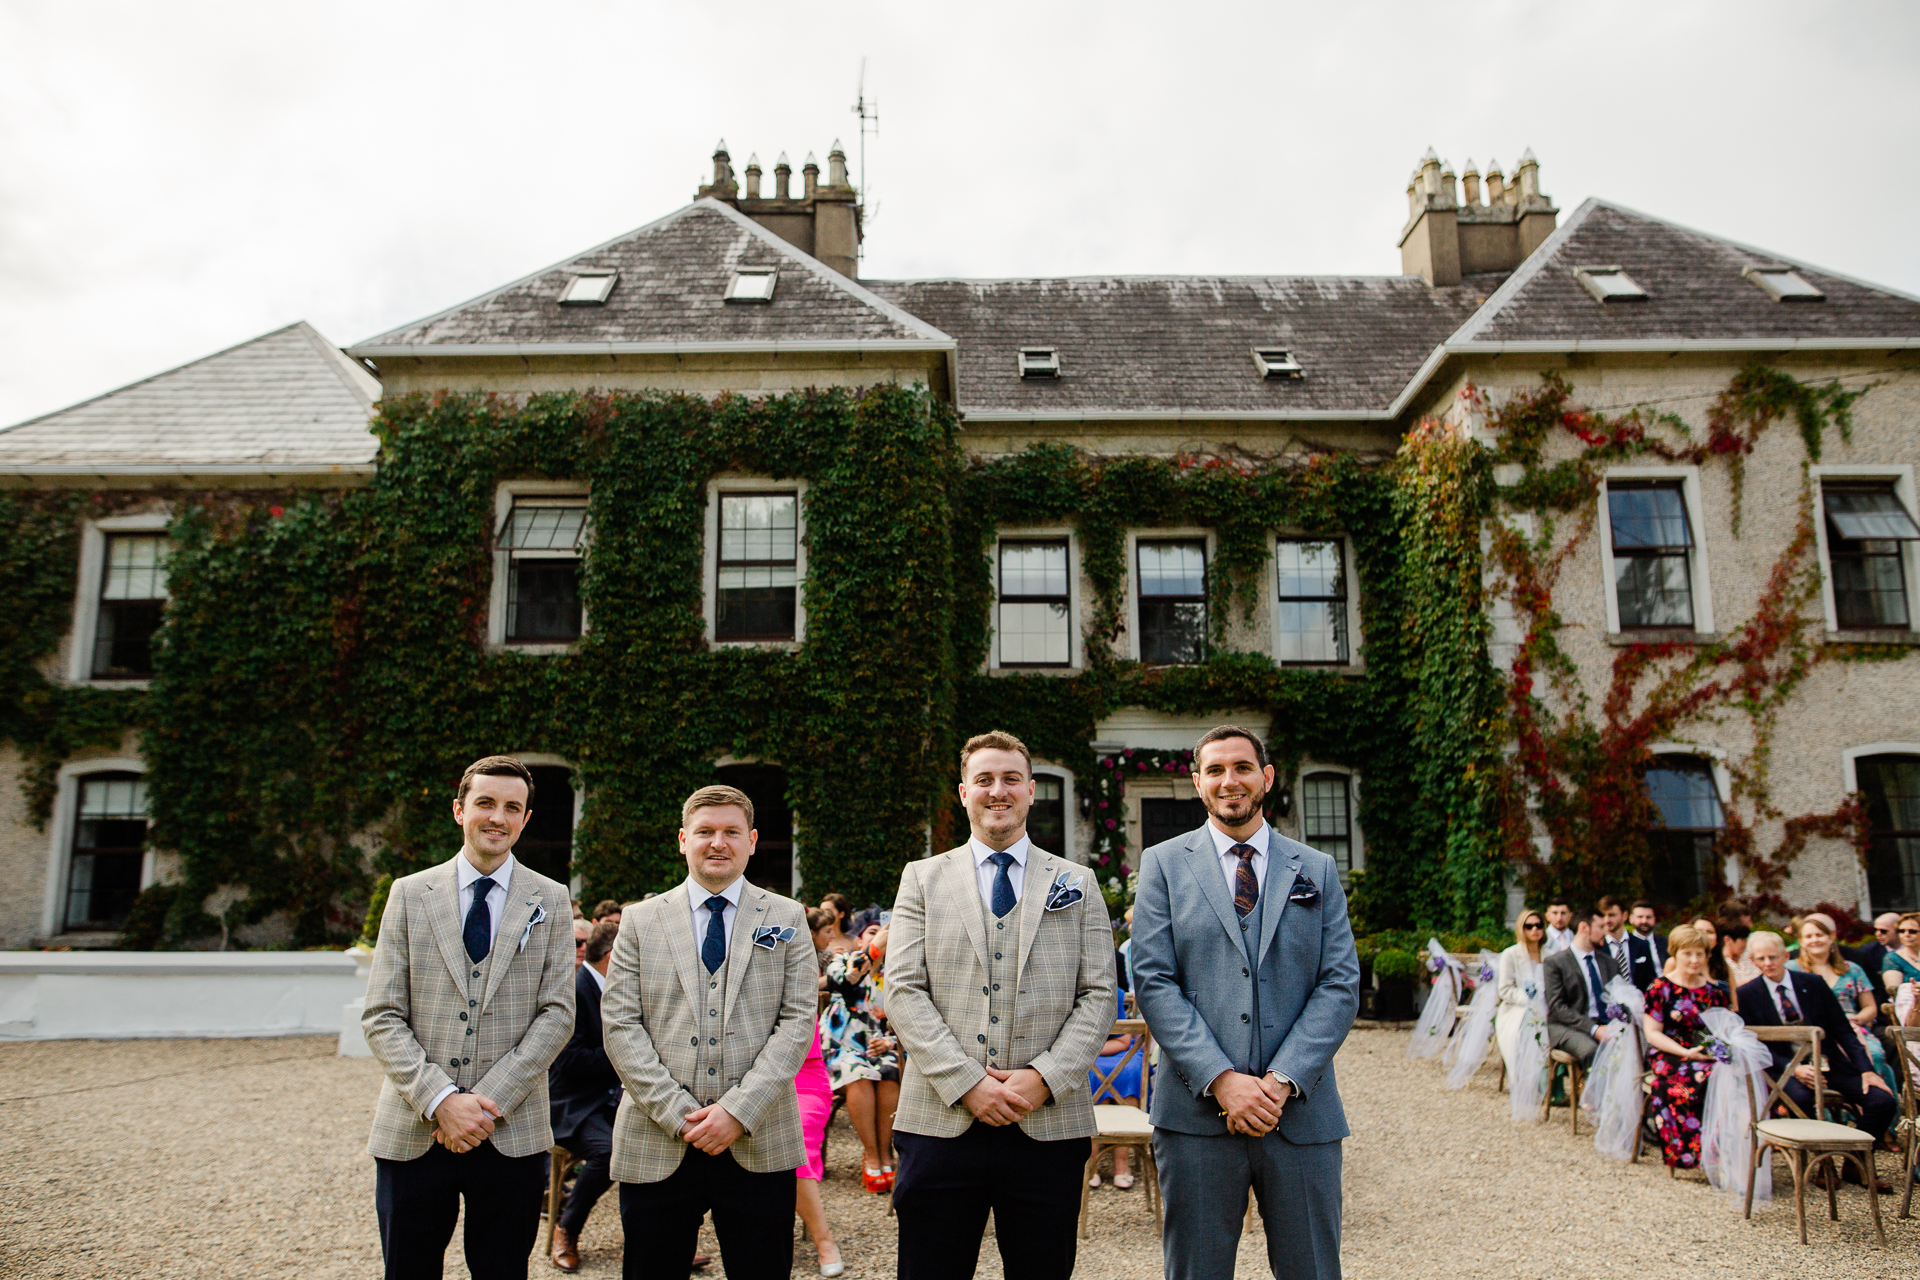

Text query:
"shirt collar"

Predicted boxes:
[[1206, 820, 1270, 860], [587, 962, 608, 991], [457, 850, 514, 894], [970, 834, 1032, 867], [686, 874, 747, 908]]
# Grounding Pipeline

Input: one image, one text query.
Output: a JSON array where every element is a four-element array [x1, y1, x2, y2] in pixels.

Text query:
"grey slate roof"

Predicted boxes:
[[0, 322, 379, 472], [351, 200, 949, 353], [864, 275, 1498, 419], [1453, 199, 1920, 345]]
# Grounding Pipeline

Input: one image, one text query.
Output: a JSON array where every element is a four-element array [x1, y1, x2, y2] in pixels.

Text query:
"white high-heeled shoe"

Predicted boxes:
[[818, 1242, 846, 1278]]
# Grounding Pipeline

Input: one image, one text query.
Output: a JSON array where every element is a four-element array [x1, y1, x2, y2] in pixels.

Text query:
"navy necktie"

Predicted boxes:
[[1777, 980, 1802, 1024], [1584, 954, 1605, 1021], [988, 851, 1016, 918], [464, 876, 496, 964], [702, 895, 729, 974]]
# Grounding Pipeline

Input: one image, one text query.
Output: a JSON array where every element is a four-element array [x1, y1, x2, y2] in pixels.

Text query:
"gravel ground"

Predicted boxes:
[[0, 1029, 1913, 1278]]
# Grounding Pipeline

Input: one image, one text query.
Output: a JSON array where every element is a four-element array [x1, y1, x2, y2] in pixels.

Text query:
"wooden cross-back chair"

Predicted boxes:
[[1740, 1025, 1885, 1246], [1884, 1025, 1920, 1221], [1077, 1017, 1162, 1240]]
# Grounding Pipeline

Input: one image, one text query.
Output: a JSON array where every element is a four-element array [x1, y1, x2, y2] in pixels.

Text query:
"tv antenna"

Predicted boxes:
[[851, 57, 879, 233]]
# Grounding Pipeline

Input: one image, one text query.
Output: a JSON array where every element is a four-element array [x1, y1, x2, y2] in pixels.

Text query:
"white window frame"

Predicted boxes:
[[1029, 762, 1079, 863], [1810, 465, 1920, 635], [704, 477, 809, 648], [1598, 467, 1716, 635], [1017, 348, 1060, 378], [510, 751, 586, 897], [1126, 528, 1215, 664], [1842, 743, 1920, 916], [42, 756, 150, 939], [68, 512, 172, 686], [990, 527, 1083, 671], [1295, 762, 1363, 876], [1270, 532, 1363, 670], [1573, 265, 1648, 302], [488, 481, 590, 653]]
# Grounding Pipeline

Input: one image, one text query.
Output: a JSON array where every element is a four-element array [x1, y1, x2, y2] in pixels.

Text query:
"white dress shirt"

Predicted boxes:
[[456, 850, 515, 947], [685, 873, 747, 951], [969, 834, 1031, 908], [1543, 925, 1576, 956], [586, 961, 608, 992], [1605, 930, 1630, 974], [428, 852, 518, 1119], [1206, 819, 1271, 900]]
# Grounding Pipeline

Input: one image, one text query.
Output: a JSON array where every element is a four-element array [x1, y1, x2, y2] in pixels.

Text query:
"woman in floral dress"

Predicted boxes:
[[1640, 923, 1728, 1170], [820, 923, 901, 1192]]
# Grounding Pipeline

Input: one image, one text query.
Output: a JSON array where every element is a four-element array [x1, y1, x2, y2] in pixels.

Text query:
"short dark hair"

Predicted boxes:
[[960, 731, 1032, 777], [805, 907, 832, 933], [1630, 899, 1655, 914], [681, 784, 754, 830], [1546, 896, 1570, 909], [457, 755, 534, 806], [591, 899, 621, 920], [820, 893, 851, 925], [1597, 894, 1625, 913], [585, 918, 619, 964], [1585, 905, 1609, 925], [1193, 725, 1269, 770]]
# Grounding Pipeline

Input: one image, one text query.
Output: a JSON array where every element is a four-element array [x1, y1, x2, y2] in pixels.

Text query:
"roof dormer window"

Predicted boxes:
[[1573, 266, 1648, 302], [1742, 265, 1824, 301], [559, 272, 617, 306], [1253, 348, 1304, 379], [1017, 348, 1059, 378], [726, 269, 778, 302]]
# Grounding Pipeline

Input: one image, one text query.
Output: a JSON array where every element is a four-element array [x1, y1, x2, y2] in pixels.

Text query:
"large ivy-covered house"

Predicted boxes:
[[2, 145, 1915, 950]]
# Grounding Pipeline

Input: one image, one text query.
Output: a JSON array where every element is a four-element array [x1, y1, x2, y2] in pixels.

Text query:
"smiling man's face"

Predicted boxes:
[[453, 773, 530, 866], [1195, 736, 1274, 835], [680, 804, 756, 893], [960, 747, 1033, 850]]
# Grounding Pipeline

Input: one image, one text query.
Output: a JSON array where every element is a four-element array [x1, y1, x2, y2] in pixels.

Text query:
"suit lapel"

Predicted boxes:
[[482, 877, 540, 1010], [1014, 850, 1058, 984], [944, 848, 991, 972], [661, 885, 707, 1015], [424, 858, 476, 991], [1176, 827, 1242, 945], [723, 881, 767, 1025], [1255, 839, 1300, 965]]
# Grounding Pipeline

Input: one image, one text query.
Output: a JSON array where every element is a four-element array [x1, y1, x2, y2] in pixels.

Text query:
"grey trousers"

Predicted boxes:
[[1153, 1127, 1341, 1280], [1546, 1021, 1599, 1068]]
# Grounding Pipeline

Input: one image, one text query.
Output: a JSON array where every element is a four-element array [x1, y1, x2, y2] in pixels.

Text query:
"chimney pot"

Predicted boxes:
[[775, 152, 792, 201], [828, 141, 848, 188], [803, 152, 820, 201], [744, 154, 762, 200], [1461, 159, 1480, 207]]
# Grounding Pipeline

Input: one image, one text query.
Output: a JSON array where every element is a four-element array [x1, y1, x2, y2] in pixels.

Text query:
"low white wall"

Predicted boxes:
[[0, 951, 364, 1040]]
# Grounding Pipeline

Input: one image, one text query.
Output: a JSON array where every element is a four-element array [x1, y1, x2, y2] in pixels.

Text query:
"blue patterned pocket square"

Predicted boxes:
[[1287, 875, 1321, 907], [752, 925, 797, 950], [1044, 872, 1086, 912]]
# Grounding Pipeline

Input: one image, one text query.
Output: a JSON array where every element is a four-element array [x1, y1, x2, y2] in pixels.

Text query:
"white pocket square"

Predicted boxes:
[[517, 903, 547, 953]]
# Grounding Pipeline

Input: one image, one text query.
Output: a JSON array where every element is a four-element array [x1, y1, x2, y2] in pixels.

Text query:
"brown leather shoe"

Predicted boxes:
[[551, 1227, 581, 1272]]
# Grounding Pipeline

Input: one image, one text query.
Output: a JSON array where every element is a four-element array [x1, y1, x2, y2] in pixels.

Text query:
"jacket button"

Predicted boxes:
[[988, 1048, 997, 1056], [468, 1000, 477, 1008], [472, 969, 480, 978], [983, 986, 990, 995], [462, 1057, 470, 1065], [691, 1038, 698, 1045], [710, 1038, 717, 1045], [977, 1034, 987, 1043], [466, 1027, 474, 1035], [990, 1016, 999, 1024], [709, 1068, 716, 1075], [993, 984, 1000, 991], [459, 1013, 468, 1021], [1242, 968, 1250, 977], [994, 952, 1002, 960], [710, 1009, 717, 1016], [449, 1058, 459, 1066], [1241, 1013, 1250, 1023], [996, 922, 1004, 930]]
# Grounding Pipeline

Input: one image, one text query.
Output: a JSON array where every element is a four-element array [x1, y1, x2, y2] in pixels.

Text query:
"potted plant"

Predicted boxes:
[[1371, 948, 1423, 1021]]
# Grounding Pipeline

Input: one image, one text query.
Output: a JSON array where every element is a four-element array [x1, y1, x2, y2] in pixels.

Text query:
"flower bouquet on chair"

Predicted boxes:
[[1407, 939, 1461, 1062], [1583, 976, 1647, 1161]]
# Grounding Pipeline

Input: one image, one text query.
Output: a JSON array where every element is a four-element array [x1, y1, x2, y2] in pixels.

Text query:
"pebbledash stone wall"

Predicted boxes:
[[1429, 350, 1920, 911]]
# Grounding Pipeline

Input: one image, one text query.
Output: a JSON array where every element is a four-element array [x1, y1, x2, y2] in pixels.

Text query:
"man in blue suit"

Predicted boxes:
[[547, 918, 624, 1271], [1132, 726, 1360, 1280]]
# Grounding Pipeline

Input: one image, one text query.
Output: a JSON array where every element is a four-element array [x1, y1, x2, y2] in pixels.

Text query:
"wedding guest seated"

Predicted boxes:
[[1843, 912, 1901, 986], [1791, 912, 1900, 1098], [548, 919, 623, 1272], [1543, 906, 1621, 1069], [820, 920, 900, 1193], [1641, 925, 1727, 1171], [1685, 916, 1725, 988], [1717, 911, 1758, 993], [815, 892, 858, 961], [590, 898, 621, 924], [1630, 899, 1667, 967], [1893, 970, 1920, 1089], [1496, 910, 1548, 1079], [1739, 932, 1897, 1185], [1883, 911, 1920, 998], [573, 916, 591, 969], [1542, 899, 1576, 955]]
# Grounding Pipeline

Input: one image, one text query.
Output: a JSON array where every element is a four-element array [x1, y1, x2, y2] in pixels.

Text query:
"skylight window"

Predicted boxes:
[[1253, 348, 1304, 379], [1743, 265, 1824, 301], [559, 272, 617, 306], [726, 269, 778, 302], [1573, 266, 1648, 302], [1017, 348, 1060, 378]]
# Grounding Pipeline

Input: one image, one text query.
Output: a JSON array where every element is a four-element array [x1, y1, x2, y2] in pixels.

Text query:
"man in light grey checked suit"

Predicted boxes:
[[363, 755, 577, 1280], [602, 784, 816, 1280], [886, 730, 1117, 1280], [1132, 726, 1359, 1280]]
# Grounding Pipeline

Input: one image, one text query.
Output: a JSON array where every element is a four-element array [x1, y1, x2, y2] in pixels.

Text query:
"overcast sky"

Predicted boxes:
[[2, 0, 1916, 425]]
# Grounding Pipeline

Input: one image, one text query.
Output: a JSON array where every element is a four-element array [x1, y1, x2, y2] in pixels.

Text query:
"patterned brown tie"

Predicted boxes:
[[1230, 844, 1259, 918]]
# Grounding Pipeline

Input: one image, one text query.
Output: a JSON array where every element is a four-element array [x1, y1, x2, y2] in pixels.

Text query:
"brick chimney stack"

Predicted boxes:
[[697, 141, 861, 278], [1399, 147, 1557, 286]]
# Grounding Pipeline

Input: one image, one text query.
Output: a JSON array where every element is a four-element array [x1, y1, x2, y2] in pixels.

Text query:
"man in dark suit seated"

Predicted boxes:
[[1542, 906, 1622, 1068], [549, 918, 624, 1272], [1625, 900, 1667, 991], [1738, 931, 1897, 1188]]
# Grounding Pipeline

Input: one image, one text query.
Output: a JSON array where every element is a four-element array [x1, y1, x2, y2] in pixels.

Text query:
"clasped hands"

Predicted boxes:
[[433, 1091, 504, 1154], [960, 1067, 1051, 1126], [678, 1102, 746, 1154], [1213, 1070, 1292, 1136]]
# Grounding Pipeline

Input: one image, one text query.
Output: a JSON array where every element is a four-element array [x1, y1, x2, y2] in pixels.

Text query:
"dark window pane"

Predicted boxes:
[[514, 766, 575, 884], [1824, 486, 1920, 541], [1646, 830, 1715, 906], [1140, 600, 1207, 664], [1861, 755, 1920, 910], [716, 575, 798, 640], [1028, 775, 1066, 855], [1302, 772, 1352, 877], [716, 493, 799, 642], [1607, 485, 1692, 549], [1141, 797, 1206, 851], [1614, 551, 1693, 628], [508, 560, 582, 641], [92, 599, 165, 678], [1645, 762, 1724, 829], [66, 773, 147, 931], [1830, 543, 1910, 629]]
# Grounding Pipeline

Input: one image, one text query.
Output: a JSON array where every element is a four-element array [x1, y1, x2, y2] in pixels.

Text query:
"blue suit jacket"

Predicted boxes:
[[1735, 968, 1873, 1084], [1131, 824, 1359, 1143]]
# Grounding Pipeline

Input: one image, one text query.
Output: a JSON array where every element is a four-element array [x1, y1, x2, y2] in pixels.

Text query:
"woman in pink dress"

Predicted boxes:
[[795, 1020, 845, 1275]]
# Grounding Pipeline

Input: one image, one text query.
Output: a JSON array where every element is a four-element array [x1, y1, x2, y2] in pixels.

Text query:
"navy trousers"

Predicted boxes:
[[893, 1122, 1091, 1280], [617, 1146, 795, 1280], [374, 1140, 546, 1280]]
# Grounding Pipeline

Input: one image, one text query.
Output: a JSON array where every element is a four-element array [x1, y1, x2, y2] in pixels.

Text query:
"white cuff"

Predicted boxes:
[[426, 1084, 459, 1121]]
